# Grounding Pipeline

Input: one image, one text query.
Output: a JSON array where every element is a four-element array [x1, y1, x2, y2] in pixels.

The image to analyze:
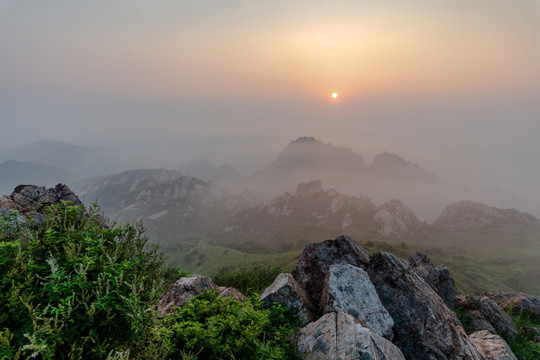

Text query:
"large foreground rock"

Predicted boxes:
[[408, 252, 456, 308], [469, 331, 517, 360], [320, 263, 394, 339], [296, 311, 405, 360], [156, 274, 246, 315], [455, 295, 518, 341], [292, 235, 369, 308], [484, 292, 540, 323], [259, 273, 316, 325], [367, 252, 483, 360]]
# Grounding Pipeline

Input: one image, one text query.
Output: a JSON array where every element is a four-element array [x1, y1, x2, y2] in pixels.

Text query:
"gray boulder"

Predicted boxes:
[[320, 263, 394, 339], [156, 274, 246, 315], [484, 292, 540, 323], [408, 252, 456, 308], [259, 273, 316, 325], [296, 311, 405, 360], [292, 235, 369, 309], [455, 295, 518, 341], [367, 252, 483, 360], [469, 330, 517, 360]]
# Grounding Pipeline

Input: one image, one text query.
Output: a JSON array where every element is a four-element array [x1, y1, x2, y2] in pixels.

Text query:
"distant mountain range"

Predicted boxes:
[[3, 137, 540, 222], [63, 165, 540, 254]]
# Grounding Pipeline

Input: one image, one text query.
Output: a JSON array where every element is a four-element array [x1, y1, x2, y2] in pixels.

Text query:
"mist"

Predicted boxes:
[[1, 0, 540, 202]]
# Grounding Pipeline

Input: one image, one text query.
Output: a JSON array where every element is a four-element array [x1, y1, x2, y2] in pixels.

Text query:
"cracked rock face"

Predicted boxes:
[[469, 330, 517, 360], [296, 311, 405, 360], [292, 235, 370, 308], [455, 295, 518, 341], [319, 263, 394, 340], [367, 252, 483, 360]]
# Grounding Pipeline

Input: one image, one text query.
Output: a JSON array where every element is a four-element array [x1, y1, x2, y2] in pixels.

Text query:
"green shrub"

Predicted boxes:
[[0, 204, 165, 359], [507, 307, 540, 360], [155, 290, 302, 360], [213, 266, 282, 295]]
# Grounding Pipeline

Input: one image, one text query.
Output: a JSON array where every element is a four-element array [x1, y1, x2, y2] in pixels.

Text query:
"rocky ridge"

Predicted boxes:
[[224, 180, 422, 238], [434, 201, 540, 230], [158, 234, 537, 359]]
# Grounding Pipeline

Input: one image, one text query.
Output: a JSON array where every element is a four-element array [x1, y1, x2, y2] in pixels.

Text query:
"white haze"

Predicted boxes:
[[0, 0, 539, 204]]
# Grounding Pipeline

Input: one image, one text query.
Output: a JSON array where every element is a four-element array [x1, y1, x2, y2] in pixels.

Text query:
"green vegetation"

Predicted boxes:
[[153, 291, 302, 360], [164, 240, 301, 275], [213, 266, 282, 295], [507, 305, 540, 360], [0, 204, 164, 359], [0, 205, 302, 360]]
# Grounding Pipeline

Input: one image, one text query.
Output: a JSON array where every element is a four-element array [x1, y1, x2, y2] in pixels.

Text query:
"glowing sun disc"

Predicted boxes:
[[331, 92, 338, 99]]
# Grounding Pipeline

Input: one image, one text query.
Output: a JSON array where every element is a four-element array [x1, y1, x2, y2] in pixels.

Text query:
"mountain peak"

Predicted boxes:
[[290, 136, 320, 144]]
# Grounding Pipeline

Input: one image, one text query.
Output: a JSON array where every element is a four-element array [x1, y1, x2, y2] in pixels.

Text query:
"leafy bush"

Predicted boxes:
[[154, 290, 302, 360], [0, 204, 164, 359], [213, 266, 282, 295]]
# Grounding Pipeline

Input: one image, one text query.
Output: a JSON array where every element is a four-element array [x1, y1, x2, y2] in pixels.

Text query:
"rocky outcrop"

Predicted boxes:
[[484, 292, 540, 323], [0, 184, 82, 216], [408, 252, 456, 308], [223, 180, 424, 243], [259, 273, 316, 325], [367, 252, 483, 360], [296, 311, 405, 360], [292, 235, 370, 308], [156, 274, 246, 316], [374, 199, 422, 237], [319, 263, 394, 339], [455, 295, 518, 341], [434, 201, 540, 230], [469, 331, 517, 360], [224, 180, 378, 239]]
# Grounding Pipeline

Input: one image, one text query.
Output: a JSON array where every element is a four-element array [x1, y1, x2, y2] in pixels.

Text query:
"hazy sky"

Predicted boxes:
[[1, 1, 539, 197]]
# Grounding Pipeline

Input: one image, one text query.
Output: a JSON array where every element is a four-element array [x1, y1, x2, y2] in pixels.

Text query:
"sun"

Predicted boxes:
[[331, 92, 339, 99]]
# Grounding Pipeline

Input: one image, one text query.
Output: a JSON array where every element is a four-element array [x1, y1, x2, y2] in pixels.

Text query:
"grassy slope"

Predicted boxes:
[[158, 223, 540, 296]]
